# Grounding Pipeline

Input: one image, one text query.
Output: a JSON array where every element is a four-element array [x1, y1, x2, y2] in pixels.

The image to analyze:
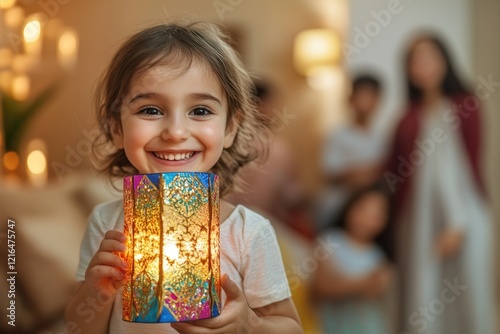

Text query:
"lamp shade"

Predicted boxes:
[[293, 29, 341, 76], [122, 172, 221, 323]]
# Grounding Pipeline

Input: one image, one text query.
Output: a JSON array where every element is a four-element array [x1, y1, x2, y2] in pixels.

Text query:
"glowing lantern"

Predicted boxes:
[[122, 172, 221, 323]]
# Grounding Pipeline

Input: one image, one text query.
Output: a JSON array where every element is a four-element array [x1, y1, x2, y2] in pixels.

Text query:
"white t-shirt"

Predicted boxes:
[[76, 200, 291, 333], [323, 125, 386, 173], [316, 125, 387, 229]]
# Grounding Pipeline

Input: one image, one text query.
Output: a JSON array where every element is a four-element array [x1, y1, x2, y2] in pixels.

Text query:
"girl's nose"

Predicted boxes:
[[160, 115, 189, 142]]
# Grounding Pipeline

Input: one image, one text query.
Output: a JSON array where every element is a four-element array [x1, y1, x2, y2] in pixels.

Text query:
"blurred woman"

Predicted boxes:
[[386, 34, 495, 334]]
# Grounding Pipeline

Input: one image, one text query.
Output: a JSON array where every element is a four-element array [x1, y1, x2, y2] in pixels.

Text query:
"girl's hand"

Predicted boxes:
[[84, 230, 127, 298], [171, 274, 259, 334], [436, 229, 464, 259]]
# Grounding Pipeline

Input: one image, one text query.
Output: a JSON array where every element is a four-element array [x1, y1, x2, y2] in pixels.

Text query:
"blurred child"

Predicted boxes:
[[317, 74, 387, 230], [315, 183, 393, 334]]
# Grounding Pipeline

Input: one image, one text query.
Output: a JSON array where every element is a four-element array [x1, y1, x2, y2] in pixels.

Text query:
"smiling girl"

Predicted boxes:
[[65, 22, 302, 334]]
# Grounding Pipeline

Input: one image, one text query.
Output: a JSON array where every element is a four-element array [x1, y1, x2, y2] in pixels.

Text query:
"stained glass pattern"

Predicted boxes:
[[122, 172, 221, 323]]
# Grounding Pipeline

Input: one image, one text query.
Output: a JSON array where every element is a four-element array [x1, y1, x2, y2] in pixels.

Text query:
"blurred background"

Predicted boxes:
[[0, 0, 499, 333]]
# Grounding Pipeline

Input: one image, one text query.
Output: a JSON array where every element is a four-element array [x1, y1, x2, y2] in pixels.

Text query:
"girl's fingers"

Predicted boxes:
[[220, 274, 242, 302], [98, 238, 127, 253], [89, 251, 127, 270], [186, 313, 226, 329], [104, 230, 127, 243], [171, 321, 232, 334], [86, 264, 124, 281]]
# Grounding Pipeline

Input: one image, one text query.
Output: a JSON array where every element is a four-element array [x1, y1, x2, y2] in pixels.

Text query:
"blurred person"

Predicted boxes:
[[227, 81, 314, 238], [315, 183, 394, 334], [316, 74, 387, 231], [386, 33, 495, 334], [227, 82, 322, 333]]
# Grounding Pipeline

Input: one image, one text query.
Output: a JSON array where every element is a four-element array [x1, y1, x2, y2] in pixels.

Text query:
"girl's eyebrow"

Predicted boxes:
[[128, 92, 159, 104], [188, 93, 222, 106]]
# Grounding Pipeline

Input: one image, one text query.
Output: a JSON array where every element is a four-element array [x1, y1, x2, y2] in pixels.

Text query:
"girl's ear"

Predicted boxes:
[[111, 121, 124, 149], [223, 114, 240, 149]]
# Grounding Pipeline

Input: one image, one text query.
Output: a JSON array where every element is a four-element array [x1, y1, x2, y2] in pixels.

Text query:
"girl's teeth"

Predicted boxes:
[[155, 152, 194, 161]]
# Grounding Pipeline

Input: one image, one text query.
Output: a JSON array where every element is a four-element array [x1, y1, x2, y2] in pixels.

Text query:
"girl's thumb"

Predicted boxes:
[[221, 273, 241, 301]]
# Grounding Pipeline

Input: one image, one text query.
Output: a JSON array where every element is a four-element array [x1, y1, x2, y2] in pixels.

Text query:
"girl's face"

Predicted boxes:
[[345, 192, 388, 243], [113, 60, 237, 174], [408, 39, 446, 93]]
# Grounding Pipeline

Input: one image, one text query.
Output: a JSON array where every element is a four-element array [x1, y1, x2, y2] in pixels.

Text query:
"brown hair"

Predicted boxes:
[[92, 22, 269, 194]]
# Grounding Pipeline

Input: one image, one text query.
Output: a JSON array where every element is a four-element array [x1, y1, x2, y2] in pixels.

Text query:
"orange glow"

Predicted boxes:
[[3, 151, 19, 171], [0, 0, 16, 9]]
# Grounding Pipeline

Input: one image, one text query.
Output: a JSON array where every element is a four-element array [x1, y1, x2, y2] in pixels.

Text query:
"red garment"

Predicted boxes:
[[385, 93, 485, 214]]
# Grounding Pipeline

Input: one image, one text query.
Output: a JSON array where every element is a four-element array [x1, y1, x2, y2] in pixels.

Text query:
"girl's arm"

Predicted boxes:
[[251, 297, 302, 333], [65, 230, 127, 334], [171, 274, 303, 334]]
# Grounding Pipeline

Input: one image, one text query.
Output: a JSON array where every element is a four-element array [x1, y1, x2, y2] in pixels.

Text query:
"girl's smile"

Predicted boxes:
[[152, 151, 195, 161], [113, 60, 237, 174], [150, 150, 199, 166]]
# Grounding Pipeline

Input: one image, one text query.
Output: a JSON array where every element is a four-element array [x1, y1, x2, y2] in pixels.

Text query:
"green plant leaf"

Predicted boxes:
[[2, 84, 58, 152]]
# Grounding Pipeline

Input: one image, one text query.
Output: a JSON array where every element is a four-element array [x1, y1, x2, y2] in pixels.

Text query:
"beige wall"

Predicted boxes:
[[16, 0, 346, 192], [473, 0, 500, 215], [472, 0, 500, 297], [348, 0, 473, 137]]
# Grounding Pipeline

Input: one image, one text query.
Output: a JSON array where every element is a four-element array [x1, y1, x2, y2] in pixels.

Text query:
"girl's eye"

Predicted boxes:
[[190, 107, 213, 117], [138, 107, 162, 116]]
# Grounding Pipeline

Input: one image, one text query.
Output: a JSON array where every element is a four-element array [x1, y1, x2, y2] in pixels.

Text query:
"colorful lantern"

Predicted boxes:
[[122, 172, 221, 323]]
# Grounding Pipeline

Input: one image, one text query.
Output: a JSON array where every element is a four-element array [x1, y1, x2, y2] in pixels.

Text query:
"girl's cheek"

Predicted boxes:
[[199, 125, 226, 142]]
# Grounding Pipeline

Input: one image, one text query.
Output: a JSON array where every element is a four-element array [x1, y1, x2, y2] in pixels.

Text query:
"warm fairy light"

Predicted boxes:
[[123, 173, 221, 323], [59, 31, 78, 53], [23, 15, 43, 57], [26, 139, 48, 186], [27, 150, 46, 174], [11, 75, 30, 100], [23, 18, 41, 42], [3, 151, 19, 171], [58, 29, 78, 69], [0, 0, 16, 9]]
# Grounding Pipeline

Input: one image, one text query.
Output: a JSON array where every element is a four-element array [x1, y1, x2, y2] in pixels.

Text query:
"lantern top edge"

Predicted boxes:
[[123, 172, 218, 180]]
